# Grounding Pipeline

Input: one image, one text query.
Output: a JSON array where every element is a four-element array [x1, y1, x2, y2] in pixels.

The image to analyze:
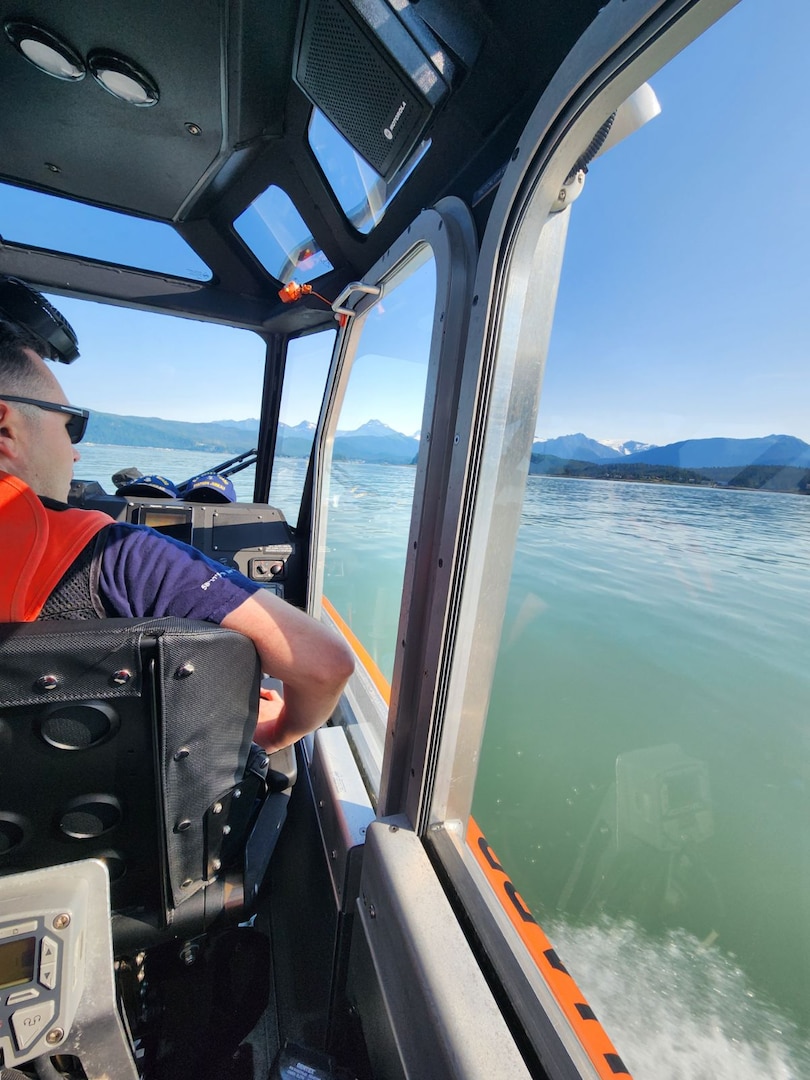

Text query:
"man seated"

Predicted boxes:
[[0, 294, 354, 753]]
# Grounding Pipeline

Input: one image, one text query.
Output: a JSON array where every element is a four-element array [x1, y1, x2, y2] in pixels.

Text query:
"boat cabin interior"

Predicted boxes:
[[0, 0, 758, 1078]]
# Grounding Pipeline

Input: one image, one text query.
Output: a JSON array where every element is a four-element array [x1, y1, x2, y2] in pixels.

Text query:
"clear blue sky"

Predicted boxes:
[[542, 0, 810, 445], [13, 0, 810, 446]]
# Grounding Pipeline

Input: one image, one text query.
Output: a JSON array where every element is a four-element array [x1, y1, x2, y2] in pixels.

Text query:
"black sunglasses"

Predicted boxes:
[[0, 394, 89, 444]]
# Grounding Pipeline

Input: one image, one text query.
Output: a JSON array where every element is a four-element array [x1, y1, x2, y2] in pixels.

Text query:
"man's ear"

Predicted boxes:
[[0, 401, 22, 466]]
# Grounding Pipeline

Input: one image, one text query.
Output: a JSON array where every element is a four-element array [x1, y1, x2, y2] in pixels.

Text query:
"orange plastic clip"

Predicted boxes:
[[278, 282, 313, 303]]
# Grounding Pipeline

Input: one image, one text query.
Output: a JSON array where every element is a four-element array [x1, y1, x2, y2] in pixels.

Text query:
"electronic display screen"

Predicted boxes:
[[0, 936, 36, 990], [137, 506, 193, 543]]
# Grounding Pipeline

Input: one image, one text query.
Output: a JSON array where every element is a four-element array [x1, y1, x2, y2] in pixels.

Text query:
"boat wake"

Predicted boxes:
[[548, 916, 809, 1080]]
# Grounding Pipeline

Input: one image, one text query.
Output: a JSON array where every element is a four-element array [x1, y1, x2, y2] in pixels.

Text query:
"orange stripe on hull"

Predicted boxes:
[[466, 817, 631, 1077], [322, 595, 391, 705]]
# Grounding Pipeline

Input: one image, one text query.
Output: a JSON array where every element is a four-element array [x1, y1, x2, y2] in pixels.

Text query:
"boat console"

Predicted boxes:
[[69, 481, 300, 597], [0, 860, 137, 1078]]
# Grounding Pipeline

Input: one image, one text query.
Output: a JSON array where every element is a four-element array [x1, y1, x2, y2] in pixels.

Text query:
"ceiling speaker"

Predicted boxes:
[[294, 0, 450, 181]]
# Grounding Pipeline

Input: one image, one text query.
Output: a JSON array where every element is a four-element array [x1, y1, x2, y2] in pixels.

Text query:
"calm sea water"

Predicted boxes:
[[474, 477, 810, 1079], [76, 446, 810, 1078]]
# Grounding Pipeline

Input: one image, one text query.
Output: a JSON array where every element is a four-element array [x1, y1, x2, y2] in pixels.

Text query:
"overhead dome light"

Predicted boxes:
[[4, 21, 85, 81], [87, 51, 159, 107]]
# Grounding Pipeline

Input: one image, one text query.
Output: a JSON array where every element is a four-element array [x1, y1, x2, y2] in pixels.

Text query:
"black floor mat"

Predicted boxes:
[[143, 926, 274, 1080]]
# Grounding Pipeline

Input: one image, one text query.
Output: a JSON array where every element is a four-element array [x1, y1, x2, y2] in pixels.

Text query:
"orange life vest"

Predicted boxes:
[[0, 471, 114, 622]]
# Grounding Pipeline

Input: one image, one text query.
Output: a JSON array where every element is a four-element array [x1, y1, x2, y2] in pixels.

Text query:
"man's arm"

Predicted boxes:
[[221, 589, 354, 752], [97, 524, 354, 749]]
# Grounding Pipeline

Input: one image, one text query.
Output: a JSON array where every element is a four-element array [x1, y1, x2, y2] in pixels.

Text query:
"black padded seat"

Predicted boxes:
[[0, 618, 270, 947]]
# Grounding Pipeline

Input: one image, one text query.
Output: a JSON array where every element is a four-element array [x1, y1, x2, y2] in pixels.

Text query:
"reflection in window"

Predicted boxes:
[[471, 2, 810, 1077], [309, 109, 430, 234], [234, 185, 333, 284], [323, 250, 436, 691]]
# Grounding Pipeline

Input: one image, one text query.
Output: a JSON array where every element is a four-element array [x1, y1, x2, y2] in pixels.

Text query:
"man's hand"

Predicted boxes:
[[254, 686, 287, 752], [222, 590, 354, 748]]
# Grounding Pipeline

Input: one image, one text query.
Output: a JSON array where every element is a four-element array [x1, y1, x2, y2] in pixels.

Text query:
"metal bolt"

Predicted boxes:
[[46, 1028, 64, 1045], [369, 904, 376, 919], [211, 858, 221, 872], [558, 187, 567, 202], [212, 802, 223, 815], [176, 819, 192, 832], [176, 662, 195, 678], [331, 849, 337, 860], [389, 824, 398, 833], [184, 122, 202, 136], [52, 913, 70, 931], [36, 675, 59, 692], [179, 942, 198, 966], [222, 825, 231, 835], [173, 747, 190, 761], [112, 669, 132, 685], [181, 879, 193, 888], [233, 788, 241, 799], [45, 162, 61, 173]]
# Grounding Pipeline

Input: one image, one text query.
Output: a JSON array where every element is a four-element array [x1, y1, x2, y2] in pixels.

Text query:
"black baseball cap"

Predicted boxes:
[[0, 276, 80, 363]]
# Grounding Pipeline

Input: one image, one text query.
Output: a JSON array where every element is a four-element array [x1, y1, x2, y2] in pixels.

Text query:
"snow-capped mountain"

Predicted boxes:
[[531, 433, 630, 463], [602, 439, 657, 456]]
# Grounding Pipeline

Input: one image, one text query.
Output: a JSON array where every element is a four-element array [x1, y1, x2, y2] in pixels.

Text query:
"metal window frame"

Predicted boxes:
[[307, 196, 479, 800]]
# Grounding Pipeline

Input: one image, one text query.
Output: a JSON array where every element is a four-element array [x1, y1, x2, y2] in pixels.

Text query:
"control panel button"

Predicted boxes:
[[0, 920, 37, 940], [39, 936, 58, 989], [6, 988, 40, 1006], [40, 937, 58, 964], [11, 999, 55, 1051]]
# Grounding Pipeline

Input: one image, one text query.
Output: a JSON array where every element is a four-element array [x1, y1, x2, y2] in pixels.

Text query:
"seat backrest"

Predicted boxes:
[[0, 617, 261, 945]]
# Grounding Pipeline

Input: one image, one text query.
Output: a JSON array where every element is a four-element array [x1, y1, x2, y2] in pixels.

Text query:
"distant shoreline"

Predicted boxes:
[[529, 455, 810, 496]]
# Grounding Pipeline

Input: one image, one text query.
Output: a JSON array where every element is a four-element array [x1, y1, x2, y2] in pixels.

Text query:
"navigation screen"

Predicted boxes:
[[137, 506, 193, 543], [0, 936, 36, 990]]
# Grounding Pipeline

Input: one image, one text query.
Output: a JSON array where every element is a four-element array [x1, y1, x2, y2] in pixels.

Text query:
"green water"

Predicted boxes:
[[473, 477, 810, 1078], [75, 449, 810, 1077]]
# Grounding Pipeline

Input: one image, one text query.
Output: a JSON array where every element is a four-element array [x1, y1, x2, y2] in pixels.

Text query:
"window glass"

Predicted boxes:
[[309, 108, 430, 234], [271, 329, 336, 526], [321, 249, 436, 775], [0, 182, 211, 281], [234, 184, 333, 283], [51, 296, 265, 501], [470, 3, 810, 1077]]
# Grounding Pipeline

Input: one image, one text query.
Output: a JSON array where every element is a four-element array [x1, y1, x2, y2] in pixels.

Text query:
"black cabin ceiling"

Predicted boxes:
[[0, 0, 603, 320]]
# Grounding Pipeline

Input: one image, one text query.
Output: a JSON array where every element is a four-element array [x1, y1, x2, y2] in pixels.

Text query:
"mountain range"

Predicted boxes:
[[532, 431, 810, 468], [85, 412, 420, 463], [84, 412, 810, 472], [531, 434, 656, 461]]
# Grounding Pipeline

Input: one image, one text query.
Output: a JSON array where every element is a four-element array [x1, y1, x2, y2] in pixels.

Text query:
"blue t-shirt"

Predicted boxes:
[[98, 523, 261, 621]]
